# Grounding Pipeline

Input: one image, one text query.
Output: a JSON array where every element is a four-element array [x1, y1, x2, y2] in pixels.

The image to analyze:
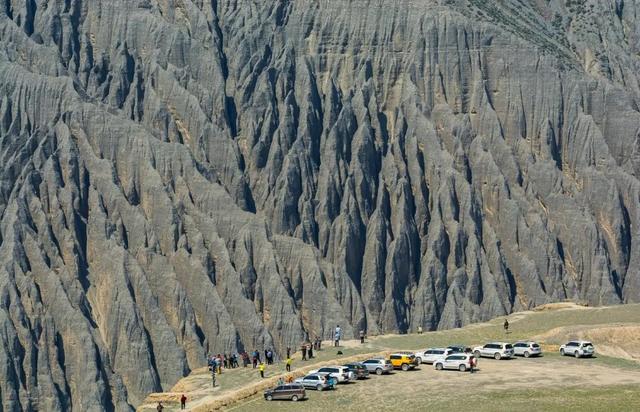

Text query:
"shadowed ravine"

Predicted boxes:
[[1, 0, 639, 410]]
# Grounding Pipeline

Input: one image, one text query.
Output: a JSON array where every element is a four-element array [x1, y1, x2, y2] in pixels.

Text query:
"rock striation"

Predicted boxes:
[[1, 0, 639, 410]]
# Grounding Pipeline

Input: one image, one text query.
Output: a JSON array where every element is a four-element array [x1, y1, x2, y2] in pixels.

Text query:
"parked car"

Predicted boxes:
[[264, 384, 306, 401], [560, 341, 595, 358], [473, 342, 515, 360], [314, 372, 338, 388], [434, 354, 474, 372], [309, 366, 353, 382], [447, 344, 471, 354], [342, 363, 370, 379], [394, 350, 419, 357], [415, 348, 454, 365], [513, 341, 542, 358], [362, 358, 394, 375], [389, 353, 419, 371], [294, 374, 331, 391]]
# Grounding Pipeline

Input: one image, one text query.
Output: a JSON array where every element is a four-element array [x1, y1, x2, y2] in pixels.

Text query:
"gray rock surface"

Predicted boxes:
[[1, 0, 639, 410]]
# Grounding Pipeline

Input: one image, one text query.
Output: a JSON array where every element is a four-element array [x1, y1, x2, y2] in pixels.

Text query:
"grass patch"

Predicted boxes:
[[431, 386, 640, 412], [372, 304, 640, 351], [229, 383, 640, 412]]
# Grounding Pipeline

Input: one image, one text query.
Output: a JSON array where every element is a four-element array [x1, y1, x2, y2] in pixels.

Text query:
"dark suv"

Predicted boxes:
[[264, 384, 306, 401], [342, 362, 370, 379], [447, 345, 471, 354]]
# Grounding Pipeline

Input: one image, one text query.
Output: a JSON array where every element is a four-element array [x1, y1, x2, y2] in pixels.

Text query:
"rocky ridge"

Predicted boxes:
[[0, 0, 639, 410]]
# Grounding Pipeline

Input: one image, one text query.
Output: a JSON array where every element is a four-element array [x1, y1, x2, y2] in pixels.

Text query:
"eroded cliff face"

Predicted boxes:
[[1, 0, 639, 410]]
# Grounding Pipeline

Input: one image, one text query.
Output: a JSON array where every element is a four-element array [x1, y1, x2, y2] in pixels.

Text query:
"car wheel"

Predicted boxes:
[[574, 351, 580, 358], [435, 363, 444, 371], [524, 351, 530, 358], [416, 357, 422, 365], [401, 363, 409, 371], [266, 395, 273, 401], [458, 364, 466, 372], [291, 395, 299, 402], [494, 353, 501, 360], [316, 384, 323, 391], [376, 368, 383, 375], [560, 348, 565, 356], [474, 350, 481, 358]]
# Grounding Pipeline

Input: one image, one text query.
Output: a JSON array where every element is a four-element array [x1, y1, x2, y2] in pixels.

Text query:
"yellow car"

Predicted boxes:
[[388, 353, 418, 371]]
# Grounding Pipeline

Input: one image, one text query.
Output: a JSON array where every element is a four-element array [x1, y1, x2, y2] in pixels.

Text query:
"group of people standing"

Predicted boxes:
[[298, 340, 315, 361], [257, 351, 293, 378], [208, 325, 362, 381], [207, 348, 279, 373], [207, 353, 240, 372], [249, 349, 276, 367], [258, 348, 293, 378]]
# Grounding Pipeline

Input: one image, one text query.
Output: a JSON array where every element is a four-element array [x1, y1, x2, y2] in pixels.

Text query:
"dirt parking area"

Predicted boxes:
[[228, 355, 640, 411]]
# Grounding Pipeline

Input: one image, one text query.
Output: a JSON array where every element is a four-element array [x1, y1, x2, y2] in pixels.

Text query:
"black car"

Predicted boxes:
[[264, 384, 306, 401], [343, 362, 370, 379], [447, 345, 471, 354]]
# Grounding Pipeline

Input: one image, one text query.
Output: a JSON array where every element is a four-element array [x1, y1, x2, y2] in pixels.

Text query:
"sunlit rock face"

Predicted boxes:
[[1, 0, 639, 409]]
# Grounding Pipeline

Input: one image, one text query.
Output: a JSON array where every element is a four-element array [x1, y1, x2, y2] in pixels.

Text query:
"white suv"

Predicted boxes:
[[309, 366, 353, 382], [473, 342, 514, 360], [434, 354, 474, 372], [560, 341, 595, 358], [415, 348, 453, 365], [513, 341, 542, 358]]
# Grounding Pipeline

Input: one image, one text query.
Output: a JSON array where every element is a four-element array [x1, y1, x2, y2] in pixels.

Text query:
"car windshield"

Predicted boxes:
[[505, 344, 513, 349], [532, 343, 539, 347], [582, 342, 593, 347], [384, 360, 392, 365]]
